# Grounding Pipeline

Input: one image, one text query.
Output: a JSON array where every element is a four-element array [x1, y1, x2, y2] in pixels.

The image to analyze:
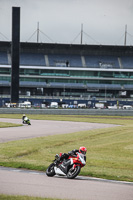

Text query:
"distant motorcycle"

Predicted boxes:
[[46, 152, 86, 179], [23, 116, 31, 125]]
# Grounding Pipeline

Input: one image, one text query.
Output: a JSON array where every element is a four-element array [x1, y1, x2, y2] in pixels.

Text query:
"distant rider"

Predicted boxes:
[[22, 114, 26, 123], [22, 114, 31, 125]]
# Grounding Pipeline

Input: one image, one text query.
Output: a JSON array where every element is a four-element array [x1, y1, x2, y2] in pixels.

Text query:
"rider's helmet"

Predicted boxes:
[[79, 146, 87, 155]]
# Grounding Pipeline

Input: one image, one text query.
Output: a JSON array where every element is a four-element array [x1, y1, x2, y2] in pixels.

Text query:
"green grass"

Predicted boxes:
[[0, 122, 22, 128], [0, 194, 62, 200], [0, 114, 133, 182]]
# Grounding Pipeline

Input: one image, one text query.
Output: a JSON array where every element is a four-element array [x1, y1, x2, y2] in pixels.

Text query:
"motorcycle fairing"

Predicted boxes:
[[55, 159, 72, 175], [54, 166, 66, 176], [69, 158, 74, 165], [78, 153, 86, 165]]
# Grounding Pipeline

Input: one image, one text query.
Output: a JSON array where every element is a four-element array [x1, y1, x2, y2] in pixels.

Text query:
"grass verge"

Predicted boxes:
[[0, 122, 22, 128], [0, 194, 62, 200], [0, 114, 133, 182]]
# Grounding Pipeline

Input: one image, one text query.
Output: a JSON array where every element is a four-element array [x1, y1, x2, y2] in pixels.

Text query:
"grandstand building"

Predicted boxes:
[[0, 41, 133, 106]]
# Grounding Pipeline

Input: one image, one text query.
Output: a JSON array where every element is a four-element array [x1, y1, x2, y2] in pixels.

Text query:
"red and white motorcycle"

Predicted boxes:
[[46, 152, 86, 179]]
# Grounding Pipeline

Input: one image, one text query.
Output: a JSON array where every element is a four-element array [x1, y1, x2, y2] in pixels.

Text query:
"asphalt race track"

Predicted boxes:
[[0, 167, 133, 200], [0, 118, 133, 200], [0, 118, 120, 143]]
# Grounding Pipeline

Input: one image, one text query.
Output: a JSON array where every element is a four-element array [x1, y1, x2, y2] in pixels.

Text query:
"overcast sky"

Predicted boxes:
[[0, 0, 133, 45]]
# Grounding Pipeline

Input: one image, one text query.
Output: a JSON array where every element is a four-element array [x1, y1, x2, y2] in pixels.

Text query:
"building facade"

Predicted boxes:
[[0, 41, 133, 106]]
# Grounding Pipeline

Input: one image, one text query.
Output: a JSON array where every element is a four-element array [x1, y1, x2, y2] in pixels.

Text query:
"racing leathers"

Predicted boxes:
[[58, 149, 86, 162]]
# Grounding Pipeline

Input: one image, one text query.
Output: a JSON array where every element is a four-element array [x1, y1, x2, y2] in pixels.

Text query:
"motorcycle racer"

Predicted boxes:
[[46, 146, 87, 179], [22, 114, 31, 125], [57, 146, 87, 163]]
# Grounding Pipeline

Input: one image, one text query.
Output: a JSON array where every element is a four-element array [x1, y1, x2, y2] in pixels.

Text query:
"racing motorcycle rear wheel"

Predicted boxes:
[[67, 165, 81, 179], [46, 163, 55, 177]]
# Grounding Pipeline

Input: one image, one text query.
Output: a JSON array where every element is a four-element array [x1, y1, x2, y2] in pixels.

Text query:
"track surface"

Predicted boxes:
[[0, 118, 119, 143], [0, 167, 133, 200], [0, 118, 133, 200]]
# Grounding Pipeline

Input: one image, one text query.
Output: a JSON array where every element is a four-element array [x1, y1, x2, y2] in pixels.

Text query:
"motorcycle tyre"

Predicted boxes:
[[67, 165, 81, 179], [46, 163, 55, 177]]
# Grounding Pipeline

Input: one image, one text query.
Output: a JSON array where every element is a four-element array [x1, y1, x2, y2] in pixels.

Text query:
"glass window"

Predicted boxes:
[[0, 68, 10, 74]]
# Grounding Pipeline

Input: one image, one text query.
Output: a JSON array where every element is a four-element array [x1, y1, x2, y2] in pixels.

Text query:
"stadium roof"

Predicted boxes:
[[0, 41, 133, 56]]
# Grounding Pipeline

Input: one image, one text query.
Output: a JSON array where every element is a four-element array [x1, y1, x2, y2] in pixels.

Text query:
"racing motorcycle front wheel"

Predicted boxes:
[[67, 165, 81, 179], [46, 163, 55, 177]]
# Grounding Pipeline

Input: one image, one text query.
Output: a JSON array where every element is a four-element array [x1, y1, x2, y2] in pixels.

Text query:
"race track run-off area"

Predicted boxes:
[[0, 118, 133, 200]]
